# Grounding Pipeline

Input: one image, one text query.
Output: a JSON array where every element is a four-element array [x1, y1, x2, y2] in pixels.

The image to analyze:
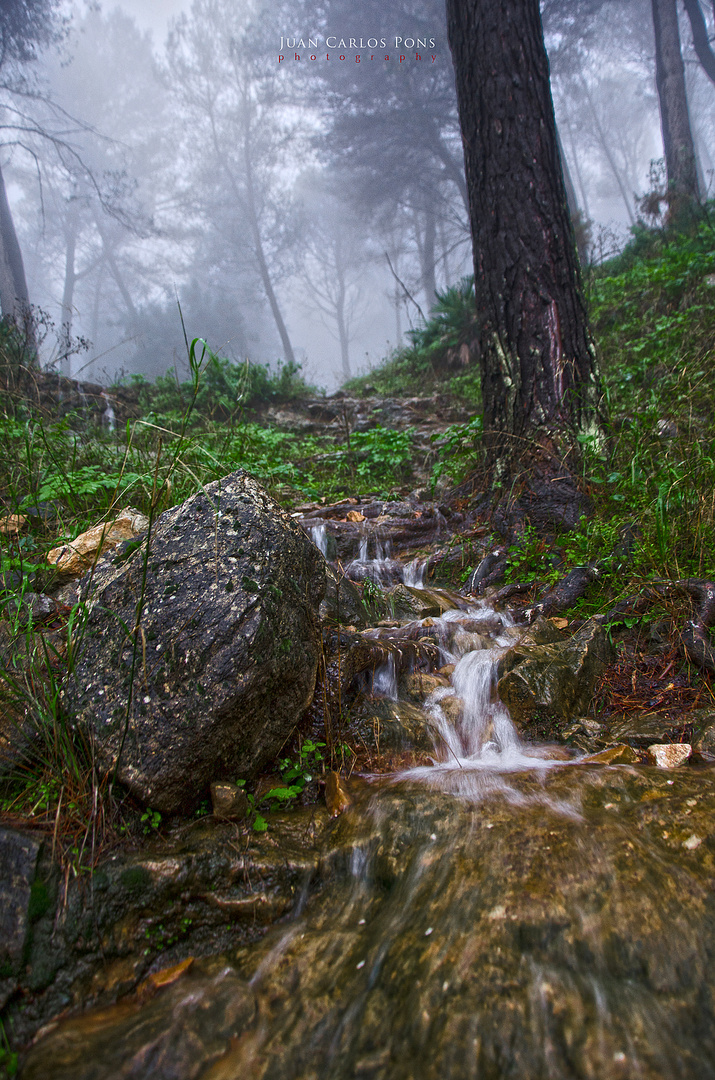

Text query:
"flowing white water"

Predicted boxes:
[[372, 653, 398, 700], [349, 535, 429, 588], [402, 557, 428, 587], [398, 601, 575, 807], [310, 523, 328, 557], [101, 392, 117, 433]]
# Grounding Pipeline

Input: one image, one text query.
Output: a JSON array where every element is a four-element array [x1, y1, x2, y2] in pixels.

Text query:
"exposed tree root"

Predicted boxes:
[[595, 579, 715, 676], [525, 566, 600, 621]]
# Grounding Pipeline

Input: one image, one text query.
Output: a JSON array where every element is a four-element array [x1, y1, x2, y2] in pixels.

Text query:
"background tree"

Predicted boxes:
[[296, 0, 471, 314], [682, 0, 715, 86], [0, 0, 62, 331], [297, 177, 370, 380], [166, 0, 302, 369], [651, 0, 700, 203], [446, 0, 604, 527]]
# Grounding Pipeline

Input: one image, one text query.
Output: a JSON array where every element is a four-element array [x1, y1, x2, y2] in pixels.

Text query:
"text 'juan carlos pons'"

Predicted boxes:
[[278, 36, 437, 63]]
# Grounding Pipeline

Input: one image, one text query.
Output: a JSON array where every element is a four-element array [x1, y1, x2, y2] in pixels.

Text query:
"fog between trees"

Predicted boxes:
[[1, 0, 714, 389]]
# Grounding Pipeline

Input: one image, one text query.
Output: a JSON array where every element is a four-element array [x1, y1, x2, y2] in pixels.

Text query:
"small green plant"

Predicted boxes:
[[344, 277, 478, 399], [431, 414, 483, 487], [140, 808, 162, 835], [0, 1018, 18, 1078], [237, 739, 326, 832]]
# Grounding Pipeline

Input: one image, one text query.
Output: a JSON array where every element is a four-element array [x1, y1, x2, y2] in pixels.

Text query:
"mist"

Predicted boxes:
[[2, 0, 714, 390]]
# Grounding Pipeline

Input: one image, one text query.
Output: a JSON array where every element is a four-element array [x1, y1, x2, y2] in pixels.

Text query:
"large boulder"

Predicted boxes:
[[66, 471, 325, 813]]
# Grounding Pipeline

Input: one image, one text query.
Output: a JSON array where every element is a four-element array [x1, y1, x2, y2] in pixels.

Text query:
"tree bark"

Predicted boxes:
[[446, 0, 603, 527], [682, 0, 715, 85], [0, 161, 34, 346], [651, 0, 700, 201]]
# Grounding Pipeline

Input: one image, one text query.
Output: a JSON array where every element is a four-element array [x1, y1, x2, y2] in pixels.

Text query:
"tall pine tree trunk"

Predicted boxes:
[[651, 0, 700, 203], [446, 0, 603, 528]]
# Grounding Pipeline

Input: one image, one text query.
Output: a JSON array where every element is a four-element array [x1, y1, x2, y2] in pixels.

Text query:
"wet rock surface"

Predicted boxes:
[[20, 769, 715, 1080], [66, 471, 325, 813], [4, 811, 332, 1051], [497, 619, 614, 728]]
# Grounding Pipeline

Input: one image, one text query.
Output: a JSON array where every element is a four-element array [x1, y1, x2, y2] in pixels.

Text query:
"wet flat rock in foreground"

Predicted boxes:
[[22, 765, 715, 1080]]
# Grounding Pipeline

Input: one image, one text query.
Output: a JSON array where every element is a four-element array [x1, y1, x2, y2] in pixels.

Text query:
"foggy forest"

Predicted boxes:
[[3, 1, 715, 1078], [1, 0, 713, 388]]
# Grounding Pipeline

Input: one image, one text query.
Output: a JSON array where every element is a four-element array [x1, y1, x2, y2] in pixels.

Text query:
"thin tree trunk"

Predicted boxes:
[[336, 269, 351, 381], [0, 161, 34, 350], [682, 0, 715, 85], [242, 147, 296, 369], [556, 127, 589, 265], [564, 115, 592, 220], [421, 200, 437, 312], [60, 209, 78, 376], [439, 219, 451, 286], [579, 77, 636, 224], [651, 0, 700, 200], [205, 91, 296, 370], [446, 0, 603, 525], [93, 212, 138, 326]]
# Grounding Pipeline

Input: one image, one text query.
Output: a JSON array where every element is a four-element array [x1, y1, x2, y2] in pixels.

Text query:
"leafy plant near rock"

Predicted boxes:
[[238, 739, 326, 831]]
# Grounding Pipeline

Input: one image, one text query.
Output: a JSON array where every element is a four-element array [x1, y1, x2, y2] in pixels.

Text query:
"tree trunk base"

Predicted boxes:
[[454, 440, 590, 536]]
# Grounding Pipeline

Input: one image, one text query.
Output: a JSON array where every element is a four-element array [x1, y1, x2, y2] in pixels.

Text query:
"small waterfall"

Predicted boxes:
[[100, 392, 116, 434], [348, 533, 430, 589], [372, 652, 398, 700], [402, 557, 427, 587], [309, 523, 328, 558], [75, 380, 89, 412], [347, 533, 401, 585], [401, 601, 568, 801]]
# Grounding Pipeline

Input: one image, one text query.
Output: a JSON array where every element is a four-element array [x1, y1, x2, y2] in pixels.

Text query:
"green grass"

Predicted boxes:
[[1, 210, 715, 856]]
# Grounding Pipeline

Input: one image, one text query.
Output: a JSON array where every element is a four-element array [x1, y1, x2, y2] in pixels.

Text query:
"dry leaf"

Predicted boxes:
[[137, 957, 194, 1000], [346, 510, 365, 522]]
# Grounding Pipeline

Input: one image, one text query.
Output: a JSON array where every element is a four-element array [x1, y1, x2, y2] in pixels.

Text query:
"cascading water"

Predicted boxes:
[[309, 523, 328, 558], [100, 392, 117, 434], [21, 532, 715, 1080], [347, 533, 429, 588], [402, 557, 428, 587], [372, 652, 398, 700]]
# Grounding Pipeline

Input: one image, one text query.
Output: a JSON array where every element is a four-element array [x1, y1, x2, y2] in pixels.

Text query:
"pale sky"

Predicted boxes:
[[111, 0, 190, 40]]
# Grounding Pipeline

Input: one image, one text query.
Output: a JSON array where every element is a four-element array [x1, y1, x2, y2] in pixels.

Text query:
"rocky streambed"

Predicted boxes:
[[3, 471, 715, 1079]]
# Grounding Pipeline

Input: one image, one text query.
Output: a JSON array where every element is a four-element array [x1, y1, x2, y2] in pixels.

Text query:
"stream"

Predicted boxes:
[[20, 531, 715, 1080]]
